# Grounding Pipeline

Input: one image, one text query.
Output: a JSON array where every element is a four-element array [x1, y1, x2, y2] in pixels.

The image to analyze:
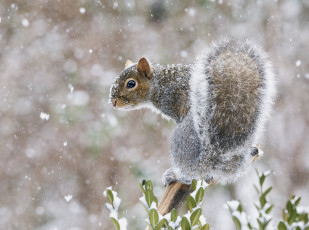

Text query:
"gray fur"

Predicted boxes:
[[149, 64, 192, 123], [173, 38, 276, 184], [109, 38, 276, 185]]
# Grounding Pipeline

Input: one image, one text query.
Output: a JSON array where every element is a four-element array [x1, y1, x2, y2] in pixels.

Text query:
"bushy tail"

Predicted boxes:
[[190, 38, 276, 153]]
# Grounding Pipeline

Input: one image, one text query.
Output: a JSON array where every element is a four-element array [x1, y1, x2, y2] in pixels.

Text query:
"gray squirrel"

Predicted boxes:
[[109, 38, 276, 185]]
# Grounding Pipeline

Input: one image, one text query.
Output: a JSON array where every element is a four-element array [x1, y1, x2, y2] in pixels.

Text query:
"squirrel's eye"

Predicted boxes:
[[126, 80, 136, 89]]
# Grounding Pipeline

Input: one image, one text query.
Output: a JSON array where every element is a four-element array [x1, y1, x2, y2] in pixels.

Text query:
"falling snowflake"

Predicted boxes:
[[64, 194, 72, 202], [40, 112, 50, 121]]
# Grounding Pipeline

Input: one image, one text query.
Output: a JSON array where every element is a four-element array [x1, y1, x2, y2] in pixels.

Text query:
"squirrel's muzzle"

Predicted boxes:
[[111, 99, 117, 107]]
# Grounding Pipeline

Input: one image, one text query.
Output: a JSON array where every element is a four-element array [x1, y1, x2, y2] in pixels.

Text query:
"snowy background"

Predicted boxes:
[[0, 0, 309, 229]]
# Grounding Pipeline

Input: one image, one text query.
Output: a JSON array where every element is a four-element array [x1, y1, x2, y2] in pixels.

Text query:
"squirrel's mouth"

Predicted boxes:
[[110, 98, 134, 110], [111, 99, 117, 107]]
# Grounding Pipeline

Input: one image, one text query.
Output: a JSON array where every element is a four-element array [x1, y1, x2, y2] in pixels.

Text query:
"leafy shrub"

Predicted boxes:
[[227, 170, 309, 230], [104, 171, 309, 230]]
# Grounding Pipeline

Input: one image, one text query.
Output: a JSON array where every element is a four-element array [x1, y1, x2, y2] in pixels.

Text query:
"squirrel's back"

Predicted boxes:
[[190, 38, 275, 154]]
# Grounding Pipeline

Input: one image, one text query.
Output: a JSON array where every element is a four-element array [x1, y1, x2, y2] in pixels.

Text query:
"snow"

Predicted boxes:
[[139, 196, 148, 210], [163, 212, 181, 229], [91, 64, 105, 78], [227, 200, 240, 211], [104, 187, 127, 229], [1, 1, 309, 230], [297, 206, 309, 213], [64, 194, 73, 202], [79, 7, 86, 14], [233, 211, 251, 230], [22, 18, 29, 27], [40, 112, 50, 120], [185, 7, 196, 17], [68, 84, 74, 93], [190, 180, 208, 202], [296, 60, 301, 67], [64, 60, 77, 73], [290, 196, 300, 205], [180, 50, 188, 58], [258, 170, 272, 178], [227, 200, 252, 230], [118, 218, 128, 230], [149, 201, 157, 210], [67, 90, 90, 106], [35, 206, 45, 215], [74, 48, 84, 59], [113, 2, 119, 9]]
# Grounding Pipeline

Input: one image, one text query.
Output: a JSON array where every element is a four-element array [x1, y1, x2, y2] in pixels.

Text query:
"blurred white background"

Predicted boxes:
[[0, 0, 308, 229]]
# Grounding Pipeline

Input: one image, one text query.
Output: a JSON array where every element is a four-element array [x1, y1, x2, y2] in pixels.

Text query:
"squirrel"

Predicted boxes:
[[109, 38, 276, 185]]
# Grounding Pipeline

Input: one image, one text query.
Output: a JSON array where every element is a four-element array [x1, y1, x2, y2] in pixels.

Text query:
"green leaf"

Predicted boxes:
[[187, 195, 197, 212], [154, 196, 158, 206], [171, 208, 178, 222], [146, 180, 153, 191], [145, 190, 154, 207], [283, 210, 288, 222], [201, 223, 210, 230], [190, 208, 202, 226], [237, 203, 243, 212], [278, 221, 287, 230], [149, 209, 159, 227], [106, 190, 114, 205], [288, 211, 298, 225], [181, 217, 191, 230], [254, 184, 260, 195], [232, 216, 241, 230], [266, 204, 274, 214], [265, 218, 272, 227], [263, 187, 273, 197], [195, 187, 205, 203], [110, 217, 120, 230], [294, 196, 301, 207], [259, 174, 266, 187], [192, 179, 197, 191], [257, 219, 263, 230], [155, 218, 168, 230], [302, 213, 309, 223], [260, 195, 266, 208], [139, 182, 146, 193], [286, 200, 293, 215]]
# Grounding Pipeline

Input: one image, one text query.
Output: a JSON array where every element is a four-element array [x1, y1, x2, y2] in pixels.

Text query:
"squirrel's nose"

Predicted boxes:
[[111, 99, 117, 107]]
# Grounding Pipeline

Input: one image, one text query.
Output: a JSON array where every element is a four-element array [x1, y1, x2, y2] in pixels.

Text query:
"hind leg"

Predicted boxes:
[[163, 114, 202, 186]]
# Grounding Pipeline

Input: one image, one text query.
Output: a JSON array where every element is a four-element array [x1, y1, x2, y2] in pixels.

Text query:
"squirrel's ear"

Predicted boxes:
[[125, 60, 134, 68], [137, 57, 153, 79]]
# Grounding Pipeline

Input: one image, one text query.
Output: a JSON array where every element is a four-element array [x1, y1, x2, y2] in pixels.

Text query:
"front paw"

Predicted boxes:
[[162, 168, 192, 186], [162, 168, 177, 187]]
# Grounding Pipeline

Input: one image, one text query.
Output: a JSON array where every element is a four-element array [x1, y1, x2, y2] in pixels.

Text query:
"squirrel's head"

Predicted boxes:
[[109, 57, 154, 110]]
